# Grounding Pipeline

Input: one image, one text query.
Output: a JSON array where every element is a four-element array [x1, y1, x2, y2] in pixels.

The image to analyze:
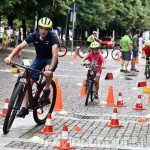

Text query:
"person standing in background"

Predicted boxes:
[[138, 36, 144, 58], [0, 27, 9, 49], [120, 30, 132, 73], [131, 29, 141, 72], [14, 28, 20, 47]]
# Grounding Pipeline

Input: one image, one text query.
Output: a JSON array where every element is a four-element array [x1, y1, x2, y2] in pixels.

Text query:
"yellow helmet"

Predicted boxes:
[[145, 40, 150, 46], [38, 17, 53, 28], [90, 42, 100, 48]]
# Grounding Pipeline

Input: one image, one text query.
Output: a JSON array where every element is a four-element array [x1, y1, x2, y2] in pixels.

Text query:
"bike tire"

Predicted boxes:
[[78, 47, 89, 58], [100, 48, 108, 59], [85, 83, 92, 106], [111, 48, 122, 60], [145, 65, 150, 79], [58, 46, 67, 57], [91, 83, 95, 102], [33, 80, 56, 124], [3, 82, 26, 134]]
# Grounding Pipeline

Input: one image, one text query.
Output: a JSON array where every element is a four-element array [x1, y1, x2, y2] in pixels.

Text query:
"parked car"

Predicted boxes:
[[100, 36, 115, 49]]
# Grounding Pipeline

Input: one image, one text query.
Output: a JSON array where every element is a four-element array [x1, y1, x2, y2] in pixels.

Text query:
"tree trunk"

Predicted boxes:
[[7, 16, 14, 27], [22, 19, 26, 39]]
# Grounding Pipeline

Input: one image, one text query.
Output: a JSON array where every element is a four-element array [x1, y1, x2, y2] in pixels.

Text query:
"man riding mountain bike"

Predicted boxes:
[[4, 17, 59, 118]]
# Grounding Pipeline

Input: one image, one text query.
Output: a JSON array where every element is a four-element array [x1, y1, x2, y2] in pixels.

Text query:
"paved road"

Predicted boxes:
[[0, 47, 150, 150]]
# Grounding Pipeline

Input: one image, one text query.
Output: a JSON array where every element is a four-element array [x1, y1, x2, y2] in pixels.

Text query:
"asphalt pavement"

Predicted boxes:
[[0, 46, 150, 150]]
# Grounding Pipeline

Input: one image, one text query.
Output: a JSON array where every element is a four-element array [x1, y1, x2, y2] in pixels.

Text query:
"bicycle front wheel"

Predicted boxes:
[[33, 80, 56, 124], [3, 82, 27, 134], [145, 65, 150, 79], [90, 83, 95, 102], [85, 82, 93, 106], [111, 48, 122, 60], [78, 47, 89, 58], [99, 48, 108, 59], [58, 46, 67, 57]]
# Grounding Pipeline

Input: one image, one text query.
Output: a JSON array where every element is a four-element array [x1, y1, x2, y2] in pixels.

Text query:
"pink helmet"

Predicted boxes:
[[93, 31, 97, 34]]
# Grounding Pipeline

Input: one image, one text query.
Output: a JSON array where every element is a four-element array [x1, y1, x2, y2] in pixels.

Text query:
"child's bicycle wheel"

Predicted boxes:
[[85, 82, 94, 106], [145, 65, 150, 79]]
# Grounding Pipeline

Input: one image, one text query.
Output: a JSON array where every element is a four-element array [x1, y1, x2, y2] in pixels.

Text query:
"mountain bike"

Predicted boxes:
[[77, 46, 108, 59], [83, 64, 101, 106], [3, 62, 56, 134], [145, 57, 150, 79], [58, 44, 67, 57], [111, 47, 122, 60]]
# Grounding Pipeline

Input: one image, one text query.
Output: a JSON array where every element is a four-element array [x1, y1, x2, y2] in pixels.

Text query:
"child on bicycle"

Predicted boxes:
[[87, 31, 101, 46], [81, 41, 106, 99], [142, 40, 150, 74]]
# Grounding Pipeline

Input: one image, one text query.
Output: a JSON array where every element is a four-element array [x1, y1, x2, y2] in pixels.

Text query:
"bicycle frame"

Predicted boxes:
[[12, 63, 44, 110]]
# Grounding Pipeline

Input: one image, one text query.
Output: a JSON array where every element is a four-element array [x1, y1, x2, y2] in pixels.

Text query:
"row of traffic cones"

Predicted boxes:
[[106, 85, 147, 110]]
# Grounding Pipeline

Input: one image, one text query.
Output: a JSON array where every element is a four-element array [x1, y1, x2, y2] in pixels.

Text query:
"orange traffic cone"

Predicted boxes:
[[80, 79, 87, 97], [74, 51, 77, 59], [135, 57, 139, 64], [106, 85, 114, 105], [54, 77, 59, 87], [106, 108, 123, 128], [53, 125, 76, 149], [0, 98, 9, 116], [105, 73, 113, 80], [17, 51, 22, 57], [73, 125, 82, 131], [133, 95, 146, 110], [39, 113, 56, 134], [116, 53, 120, 62], [138, 81, 147, 87], [137, 118, 147, 123], [54, 87, 63, 111], [114, 92, 127, 107], [147, 93, 150, 102]]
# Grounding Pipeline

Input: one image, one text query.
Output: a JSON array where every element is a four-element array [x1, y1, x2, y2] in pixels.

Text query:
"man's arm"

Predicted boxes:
[[133, 37, 140, 52], [128, 43, 132, 53]]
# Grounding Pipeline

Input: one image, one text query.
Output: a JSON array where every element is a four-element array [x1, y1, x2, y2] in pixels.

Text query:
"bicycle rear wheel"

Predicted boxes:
[[3, 82, 27, 134], [99, 48, 108, 59], [111, 48, 122, 60], [78, 47, 89, 58], [33, 80, 56, 124], [58, 46, 67, 57], [145, 65, 150, 79]]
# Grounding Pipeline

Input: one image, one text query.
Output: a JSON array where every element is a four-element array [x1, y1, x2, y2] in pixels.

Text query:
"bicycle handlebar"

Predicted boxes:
[[83, 63, 102, 69], [10, 62, 43, 74]]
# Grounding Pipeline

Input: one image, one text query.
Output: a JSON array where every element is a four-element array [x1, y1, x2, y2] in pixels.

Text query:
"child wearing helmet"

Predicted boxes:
[[142, 40, 150, 74], [87, 31, 101, 46], [81, 42, 106, 99]]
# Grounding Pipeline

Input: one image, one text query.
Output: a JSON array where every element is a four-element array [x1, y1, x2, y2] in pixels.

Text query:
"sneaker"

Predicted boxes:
[[120, 69, 124, 72], [17, 107, 29, 118], [94, 93, 99, 99], [39, 89, 50, 104], [124, 70, 130, 73], [133, 69, 139, 72], [131, 69, 139, 72]]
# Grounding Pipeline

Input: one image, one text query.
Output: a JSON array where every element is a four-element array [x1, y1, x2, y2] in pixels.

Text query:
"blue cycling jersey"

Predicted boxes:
[[25, 31, 59, 59]]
